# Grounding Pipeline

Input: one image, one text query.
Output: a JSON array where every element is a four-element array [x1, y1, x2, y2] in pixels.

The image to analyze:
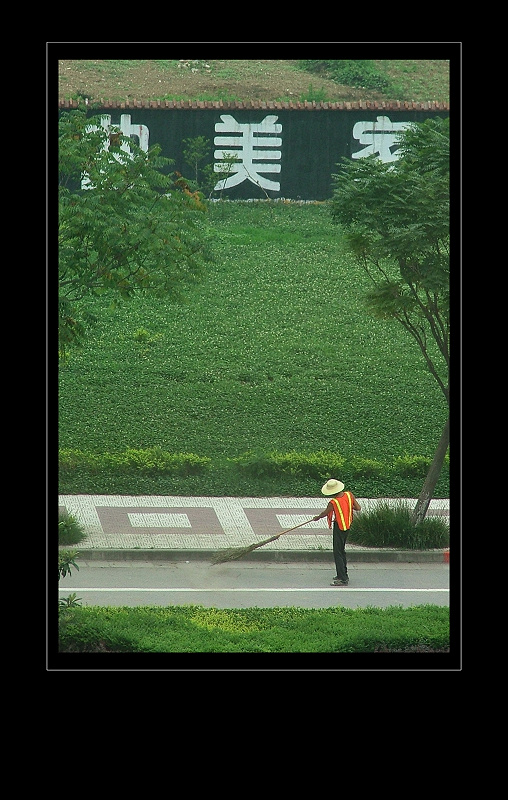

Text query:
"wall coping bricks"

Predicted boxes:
[[58, 98, 450, 112]]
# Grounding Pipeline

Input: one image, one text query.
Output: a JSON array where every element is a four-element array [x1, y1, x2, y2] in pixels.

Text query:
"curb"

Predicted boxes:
[[69, 548, 446, 564]]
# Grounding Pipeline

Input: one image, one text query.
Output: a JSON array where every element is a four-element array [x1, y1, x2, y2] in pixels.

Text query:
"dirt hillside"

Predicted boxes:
[[58, 59, 450, 105]]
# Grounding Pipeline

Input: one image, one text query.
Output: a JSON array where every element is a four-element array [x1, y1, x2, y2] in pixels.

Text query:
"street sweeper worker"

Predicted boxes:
[[313, 479, 361, 587]]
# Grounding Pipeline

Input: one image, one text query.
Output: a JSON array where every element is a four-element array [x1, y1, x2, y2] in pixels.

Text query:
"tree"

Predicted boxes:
[[182, 135, 210, 186], [58, 109, 211, 353], [180, 134, 245, 199], [329, 117, 450, 524]]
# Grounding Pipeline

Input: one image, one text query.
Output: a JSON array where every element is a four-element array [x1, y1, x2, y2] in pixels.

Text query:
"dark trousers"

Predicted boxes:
[[332, 522, 349, 581]]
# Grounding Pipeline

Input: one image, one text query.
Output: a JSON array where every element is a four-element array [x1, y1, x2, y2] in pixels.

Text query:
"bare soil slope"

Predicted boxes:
[[58, 59, 450, 105]]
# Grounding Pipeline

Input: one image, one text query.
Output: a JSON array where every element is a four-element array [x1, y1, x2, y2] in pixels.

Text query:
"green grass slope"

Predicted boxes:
[[58, 202, 449, 498]]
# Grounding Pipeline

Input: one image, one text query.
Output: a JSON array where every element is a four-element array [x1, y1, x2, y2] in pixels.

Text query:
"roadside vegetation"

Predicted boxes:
[[58, 511, 87, 546], [58, 604, 450, 653]]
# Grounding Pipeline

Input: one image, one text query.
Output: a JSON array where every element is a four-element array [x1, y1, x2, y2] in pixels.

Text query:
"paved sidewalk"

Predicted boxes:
[[58, 495, 450, 563]]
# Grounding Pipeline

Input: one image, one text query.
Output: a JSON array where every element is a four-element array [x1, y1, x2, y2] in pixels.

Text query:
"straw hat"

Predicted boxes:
[[321, 478, 344, 495]]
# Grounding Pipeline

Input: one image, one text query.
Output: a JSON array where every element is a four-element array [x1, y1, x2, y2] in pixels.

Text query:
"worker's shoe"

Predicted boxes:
[[330, 579, 349, 586]]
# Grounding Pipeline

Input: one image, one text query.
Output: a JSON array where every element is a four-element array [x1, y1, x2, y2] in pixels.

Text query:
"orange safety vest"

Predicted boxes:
[[327, 492, 353, 531]]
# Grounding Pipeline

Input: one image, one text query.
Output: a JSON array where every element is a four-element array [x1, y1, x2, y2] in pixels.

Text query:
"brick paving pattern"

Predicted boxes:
[[58, 496, 449, 552]]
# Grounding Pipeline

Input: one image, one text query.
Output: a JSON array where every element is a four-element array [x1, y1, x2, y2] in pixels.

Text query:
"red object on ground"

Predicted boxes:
[[443, 549, 450, 563]]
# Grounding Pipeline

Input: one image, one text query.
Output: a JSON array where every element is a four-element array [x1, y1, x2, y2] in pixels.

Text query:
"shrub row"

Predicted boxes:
[[231, 450, 449, 481], [59, 447, 449, 482], [231, 450, 346, 479], [59, 448, 211, 476]]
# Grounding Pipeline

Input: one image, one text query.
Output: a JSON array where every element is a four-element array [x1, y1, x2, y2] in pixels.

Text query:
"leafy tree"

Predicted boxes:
[[330, 117, 450, 524], [180, 134, 244, 199], [182, 135, 211, 189], [58, 109, 211, 353]]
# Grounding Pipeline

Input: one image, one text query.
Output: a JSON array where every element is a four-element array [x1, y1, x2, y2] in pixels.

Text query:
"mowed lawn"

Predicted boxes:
[[58, 201, 449, 497]]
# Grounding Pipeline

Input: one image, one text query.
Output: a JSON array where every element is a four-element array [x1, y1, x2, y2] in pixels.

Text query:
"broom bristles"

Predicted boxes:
[[210, 517, 316, 565], [211, 534, 280, 565]]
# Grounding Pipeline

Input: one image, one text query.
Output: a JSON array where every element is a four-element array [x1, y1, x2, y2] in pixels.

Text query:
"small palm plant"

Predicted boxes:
[[58, 549, 82, 608]]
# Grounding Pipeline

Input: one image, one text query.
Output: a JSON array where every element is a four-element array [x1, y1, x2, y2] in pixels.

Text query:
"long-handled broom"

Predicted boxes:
[[210, 518, 316, 565]]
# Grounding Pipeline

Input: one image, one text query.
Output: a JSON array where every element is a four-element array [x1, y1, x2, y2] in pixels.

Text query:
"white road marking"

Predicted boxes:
[[59, 587, 448, 593]]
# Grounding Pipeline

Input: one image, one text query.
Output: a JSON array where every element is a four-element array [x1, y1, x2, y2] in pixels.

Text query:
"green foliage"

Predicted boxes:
[[131, 327, 164, 355], [229, 450, 446, 491], [58, 604, 450, 653], [232, 450, 346, 479], [300, 60, 393, 92], [58, 510, 87, 546], [299, 84, 330, 103], [182, 135, 211, 188], [59, 448, 211, 477], [59, 449, 103, 474], [58, 109, 211, 353], [212, 151, 242, 199], [178, 136, 240, 199], [349, 457, 385, 479], [58, 550, 80, 580], [348, 500, 449, 549], [330, 118, 450, 405], [59, 592, 82, 609], [393, 453, 432, 478], [58, 549, 82, 611], [133, 327, 151, 344], [58, 202, 449, 498], [57, 447, 448, 498]]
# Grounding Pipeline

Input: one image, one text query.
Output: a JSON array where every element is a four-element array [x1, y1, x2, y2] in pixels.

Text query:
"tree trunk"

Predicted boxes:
[[410, 415, 450, 526]]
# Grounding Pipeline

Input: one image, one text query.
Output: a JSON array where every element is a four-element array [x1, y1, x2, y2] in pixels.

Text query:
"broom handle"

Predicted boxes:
[[272, 517, 316, 540]]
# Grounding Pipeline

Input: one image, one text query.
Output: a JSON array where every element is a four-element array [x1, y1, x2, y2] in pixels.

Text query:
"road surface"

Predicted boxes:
[[58, 560, 450, 609]]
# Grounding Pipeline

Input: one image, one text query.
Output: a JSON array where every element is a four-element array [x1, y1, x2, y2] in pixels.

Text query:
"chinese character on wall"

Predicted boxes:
[[213, 114, 283, 191], [352, 115, 412, 163], [81, 114, 150, 189]]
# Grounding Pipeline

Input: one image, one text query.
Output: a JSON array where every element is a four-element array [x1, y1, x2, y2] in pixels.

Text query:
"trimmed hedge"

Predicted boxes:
[[59, 447, 211, 476], [230, 450, 346, 479], [231, 450, 448, 482], [59, 447, 448, 484]]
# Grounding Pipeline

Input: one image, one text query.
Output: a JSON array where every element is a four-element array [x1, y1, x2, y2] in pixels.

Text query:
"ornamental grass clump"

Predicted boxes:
[[348, 500, 449, 549], [58, 511, 87, 546]]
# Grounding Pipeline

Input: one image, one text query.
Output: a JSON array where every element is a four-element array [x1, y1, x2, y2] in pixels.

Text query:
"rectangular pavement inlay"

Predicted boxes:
[[128, 513, 192, 528], [97, 507, 224, 535], [243, 508, 330, 536]]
